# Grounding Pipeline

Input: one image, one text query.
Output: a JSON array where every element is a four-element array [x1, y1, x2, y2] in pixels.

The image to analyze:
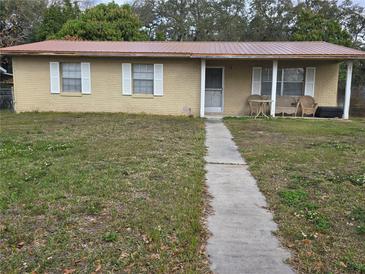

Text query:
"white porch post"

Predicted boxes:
[[270, 60, 278, 117], [200, 59, 206, 117], [343, 60, 353, 120]]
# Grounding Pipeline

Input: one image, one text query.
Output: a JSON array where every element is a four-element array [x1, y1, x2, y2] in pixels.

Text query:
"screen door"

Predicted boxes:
[[205, 68, 223, 113]]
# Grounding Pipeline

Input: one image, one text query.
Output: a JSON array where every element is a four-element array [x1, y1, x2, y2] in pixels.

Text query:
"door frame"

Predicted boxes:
[[205, 66, 225, 113]]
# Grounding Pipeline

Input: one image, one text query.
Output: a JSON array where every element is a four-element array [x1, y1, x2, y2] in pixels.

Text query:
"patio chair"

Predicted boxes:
[[276, 96, 298, 117], [247, 95, 263, 116], [296, 96, 318, 117]]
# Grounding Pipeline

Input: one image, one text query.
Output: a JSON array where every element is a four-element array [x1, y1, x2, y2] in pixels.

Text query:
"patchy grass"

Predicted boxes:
[[0, 112, 209, 273], [225, 117, 365, 274]]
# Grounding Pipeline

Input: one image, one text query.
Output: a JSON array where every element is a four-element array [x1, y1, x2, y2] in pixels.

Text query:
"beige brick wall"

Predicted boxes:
[[207, 60, 340, 116], [13, 56, 201, 116], [313, 62, 339, 107], [13, 56, 339, 116]]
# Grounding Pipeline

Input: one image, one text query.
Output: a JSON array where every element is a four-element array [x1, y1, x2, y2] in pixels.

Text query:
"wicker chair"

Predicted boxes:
[[276, 96, 298, 116], [247, 95, 263, 116], [296, 96, 318, 117]]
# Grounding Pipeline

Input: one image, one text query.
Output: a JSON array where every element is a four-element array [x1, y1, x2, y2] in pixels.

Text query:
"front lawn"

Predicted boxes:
[[225, 117, 365, 274], [0, 112, 208, 273]]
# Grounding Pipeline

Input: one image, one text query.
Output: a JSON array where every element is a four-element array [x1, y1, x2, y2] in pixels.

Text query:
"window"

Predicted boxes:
[[133, 64, 154, 94], [262, 68, 281, 96], [62, 63, 81, 92], [261, 68, 304, 96]]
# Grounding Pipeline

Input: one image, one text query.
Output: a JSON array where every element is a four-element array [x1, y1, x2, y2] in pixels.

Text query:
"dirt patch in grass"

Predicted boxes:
[[0, 112, 209, 273], [225, 117, 365, 274]]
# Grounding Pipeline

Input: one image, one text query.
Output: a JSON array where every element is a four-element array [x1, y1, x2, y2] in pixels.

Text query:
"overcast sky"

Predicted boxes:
[[95, 0, 365, 7], [96, 0, 131, 4]]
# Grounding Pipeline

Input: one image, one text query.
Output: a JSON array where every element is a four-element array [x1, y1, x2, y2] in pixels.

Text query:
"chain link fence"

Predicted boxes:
[[0, 87, 14, 111]]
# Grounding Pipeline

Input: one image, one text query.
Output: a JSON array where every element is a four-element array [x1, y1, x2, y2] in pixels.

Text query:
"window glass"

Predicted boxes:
[[205, 68, 223, 89], [133, 64, 154, 94], [62, 63, 81, 92], [283, 82, 304, 96], [262, 68, 281, 96], [261, 68, 304, 96], [284, 68, 304, 82]]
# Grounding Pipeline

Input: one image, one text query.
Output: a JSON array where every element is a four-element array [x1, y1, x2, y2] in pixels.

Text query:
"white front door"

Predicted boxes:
[[205, 68, 223, 113]]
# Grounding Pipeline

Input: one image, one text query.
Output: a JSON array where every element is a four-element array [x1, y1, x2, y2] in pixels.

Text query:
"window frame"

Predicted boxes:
[[132, 63, 154, 95], [261, 67, 305, 97], [61, 62, 82, 92]]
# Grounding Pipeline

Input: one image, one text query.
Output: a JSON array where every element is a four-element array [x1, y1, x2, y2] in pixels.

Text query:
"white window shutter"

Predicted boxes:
[[122, 63, 132, 95], [304, 67, 316, 97], [154, 64, 163, 96], [50, 62, 60, 94], [251, 67, 262, 95], [81, 62, 91, 94]]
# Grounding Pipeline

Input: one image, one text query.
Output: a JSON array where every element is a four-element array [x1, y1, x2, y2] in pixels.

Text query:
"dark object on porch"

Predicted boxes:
[[316, 107, 343, 118], [350, 86, 365, 117]]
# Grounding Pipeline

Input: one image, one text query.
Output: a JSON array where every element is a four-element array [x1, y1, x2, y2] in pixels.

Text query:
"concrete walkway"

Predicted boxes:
[[205, 118, 294, 274]]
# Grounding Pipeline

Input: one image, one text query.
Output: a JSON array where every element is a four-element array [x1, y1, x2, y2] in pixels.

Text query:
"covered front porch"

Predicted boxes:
[[199, 59, 354, 119]]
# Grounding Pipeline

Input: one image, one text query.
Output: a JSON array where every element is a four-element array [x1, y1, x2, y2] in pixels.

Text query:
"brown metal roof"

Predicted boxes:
[[1, 40, 365, 59]]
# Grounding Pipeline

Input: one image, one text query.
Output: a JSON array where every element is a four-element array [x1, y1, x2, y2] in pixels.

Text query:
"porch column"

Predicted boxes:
[[200, 59, 206, 117], [343, 60, 353, 120], [270, 60, 278, 117]]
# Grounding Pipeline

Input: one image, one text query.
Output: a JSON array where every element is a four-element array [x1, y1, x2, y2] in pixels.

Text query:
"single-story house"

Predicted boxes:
[[1, 40, 365, 118]]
